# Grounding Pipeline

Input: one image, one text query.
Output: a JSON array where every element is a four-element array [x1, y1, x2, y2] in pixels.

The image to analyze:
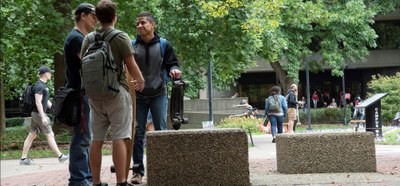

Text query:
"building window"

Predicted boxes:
[[372, 20, 400, 50]]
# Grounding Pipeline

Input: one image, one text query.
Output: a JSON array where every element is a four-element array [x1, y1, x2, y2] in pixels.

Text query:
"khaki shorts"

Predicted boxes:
[[30, 112, 52, 134], [288, 108, 296, 121], [89, 87, 132, 141]]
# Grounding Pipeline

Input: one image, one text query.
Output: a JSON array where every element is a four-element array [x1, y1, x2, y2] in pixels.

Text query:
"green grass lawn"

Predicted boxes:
[[0, 126, 112, 160]]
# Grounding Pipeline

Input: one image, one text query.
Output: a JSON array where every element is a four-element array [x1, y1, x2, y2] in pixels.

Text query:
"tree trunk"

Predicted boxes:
[[0, 76, 6, 131], [270, 61, 293, 95], [53, 0, 72, 133]]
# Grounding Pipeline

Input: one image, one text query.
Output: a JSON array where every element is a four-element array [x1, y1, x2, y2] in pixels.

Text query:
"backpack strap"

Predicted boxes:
[[159, 38, 167, 60], [102, 29, 123, 43], [86, 32, 96, 44], [131, 38, 167, 58]]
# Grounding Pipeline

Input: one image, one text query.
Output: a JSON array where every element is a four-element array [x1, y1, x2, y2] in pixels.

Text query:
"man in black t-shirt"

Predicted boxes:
[[63, 3, 97, 186], [20, 66, 68, 165]]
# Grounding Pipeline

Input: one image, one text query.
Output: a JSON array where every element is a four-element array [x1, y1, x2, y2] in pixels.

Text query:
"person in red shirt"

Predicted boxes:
[[312, 90, 319, 108]]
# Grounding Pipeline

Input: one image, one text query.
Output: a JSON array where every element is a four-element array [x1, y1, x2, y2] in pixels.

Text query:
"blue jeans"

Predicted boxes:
[[133, 95, 167, 176], [147, 95, 168, 130], [69, 96, 92, 186], [269, 115, 284, 137]]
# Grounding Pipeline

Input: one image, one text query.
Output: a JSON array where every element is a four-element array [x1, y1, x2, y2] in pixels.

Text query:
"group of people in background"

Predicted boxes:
[[20, 1, 181, 186], [310, 89, 363, 109], [263, 84, 366, 143]]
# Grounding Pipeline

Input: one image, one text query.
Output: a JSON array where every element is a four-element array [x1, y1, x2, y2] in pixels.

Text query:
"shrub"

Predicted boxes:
[[216, 116, 264, 134], [5, 117, 24, 127], [299, 107, 352, 124], [367, 72, 400, 124]]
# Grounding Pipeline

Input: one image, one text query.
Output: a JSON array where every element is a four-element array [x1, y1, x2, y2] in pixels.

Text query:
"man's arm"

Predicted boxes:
[[164, 42, 181, 79], [125, 54, 145, 91], [34, 93, 48, 126]]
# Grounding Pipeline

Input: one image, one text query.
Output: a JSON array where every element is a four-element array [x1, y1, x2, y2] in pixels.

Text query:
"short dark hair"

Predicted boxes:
[[137, 11, 156, 23], [95, 0, 116, 24], [270, 86, 281, 95]]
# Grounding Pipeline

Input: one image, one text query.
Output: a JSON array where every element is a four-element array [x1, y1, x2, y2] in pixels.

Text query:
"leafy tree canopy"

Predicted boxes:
[[1, 0, 399, 100]]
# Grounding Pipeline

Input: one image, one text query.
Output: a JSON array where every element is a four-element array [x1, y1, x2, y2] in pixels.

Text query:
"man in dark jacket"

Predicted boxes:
[[286, 84, 298, 133], [130, 11, 181, 184]]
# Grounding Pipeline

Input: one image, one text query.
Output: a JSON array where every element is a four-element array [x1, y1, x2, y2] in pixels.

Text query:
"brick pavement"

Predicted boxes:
[[1, 155, 399, 186], [2, 134, 400, 185]]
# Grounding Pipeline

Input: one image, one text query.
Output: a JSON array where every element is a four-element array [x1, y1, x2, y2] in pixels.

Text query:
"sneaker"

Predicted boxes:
[[93, 182, 108, 186], [20, 158, 34, 165], [129, 173, 143, 184], [272, 137, 276, 143], [58, 154, 69, 163]]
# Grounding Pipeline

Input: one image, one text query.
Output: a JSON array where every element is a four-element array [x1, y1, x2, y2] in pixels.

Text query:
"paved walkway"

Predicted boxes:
[[1, 134, 400, 185]]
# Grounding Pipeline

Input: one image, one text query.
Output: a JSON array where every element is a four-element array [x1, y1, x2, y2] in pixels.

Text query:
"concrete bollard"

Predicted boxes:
[[146, 128, 250, 185], [276, 132, 376, 174]]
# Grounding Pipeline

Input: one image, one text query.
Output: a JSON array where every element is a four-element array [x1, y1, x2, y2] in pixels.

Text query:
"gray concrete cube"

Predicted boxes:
[[147, 128, 250, 185], [276, 132, 376, 174]]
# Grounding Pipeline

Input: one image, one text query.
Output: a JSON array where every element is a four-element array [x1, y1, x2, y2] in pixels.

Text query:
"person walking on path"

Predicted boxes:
[[63, 3, 97, 186], [80, 0, 144, 185], [130, 11, 181, 185], [264, 86, 287, 143], [286, 84, 298, 133], [20, 66, 69, 166]]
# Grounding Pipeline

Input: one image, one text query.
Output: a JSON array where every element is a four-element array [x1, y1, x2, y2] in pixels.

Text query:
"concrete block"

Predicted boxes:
[[146, 128, 250, 186], [276, 132, 376, 174]]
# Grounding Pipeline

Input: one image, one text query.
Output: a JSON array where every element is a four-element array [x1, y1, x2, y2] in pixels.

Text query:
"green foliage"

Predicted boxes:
[[367, 72, 400, 123], [5, 117, 24, 127], [375, 127, 400, 145], [1, 0, 66, 100], [295, 124, 354, 133], [2, 0, 399, 100], [299, 107, 352, 124], [216, 116, 264, 134]]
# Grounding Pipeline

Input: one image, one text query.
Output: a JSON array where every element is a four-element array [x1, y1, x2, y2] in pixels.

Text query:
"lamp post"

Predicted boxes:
[[305, 55, 322, 130], [208, 60, 213, 123], [342, 66, 347, 125]]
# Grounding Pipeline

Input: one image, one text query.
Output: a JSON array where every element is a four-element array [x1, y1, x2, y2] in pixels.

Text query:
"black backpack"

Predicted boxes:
[[52, 86, 81, 126], [19, 84, 35, 114]]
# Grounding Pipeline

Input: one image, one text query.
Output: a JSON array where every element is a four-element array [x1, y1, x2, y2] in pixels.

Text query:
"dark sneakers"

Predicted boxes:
[[93, 182, 108, 186]]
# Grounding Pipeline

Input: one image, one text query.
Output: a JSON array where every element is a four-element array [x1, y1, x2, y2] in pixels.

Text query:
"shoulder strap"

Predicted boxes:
[[103, 29, 123, 43], [132, 38, 167, 58], [87, 32, 96, 44], [131, 39, 137, 47], [160, 38, 167, 58]]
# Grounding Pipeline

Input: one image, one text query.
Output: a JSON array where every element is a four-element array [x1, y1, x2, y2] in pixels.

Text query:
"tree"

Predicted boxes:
[[367, 72, 400, 123], [1, 0, 67, 99], [121, 0, 280, 98], [257, 0, 400, 93]]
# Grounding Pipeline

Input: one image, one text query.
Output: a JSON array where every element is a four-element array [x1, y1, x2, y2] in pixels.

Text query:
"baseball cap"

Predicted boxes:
[[38, 66, 54, 75], [74, 3, 95, 15]]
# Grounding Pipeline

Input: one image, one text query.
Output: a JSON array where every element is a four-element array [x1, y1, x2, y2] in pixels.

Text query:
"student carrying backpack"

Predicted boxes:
[[268, 95, 282, 113], [264, 86, 288, 143], [81, 29, 123, 100], [19, 84, 36, 114]]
